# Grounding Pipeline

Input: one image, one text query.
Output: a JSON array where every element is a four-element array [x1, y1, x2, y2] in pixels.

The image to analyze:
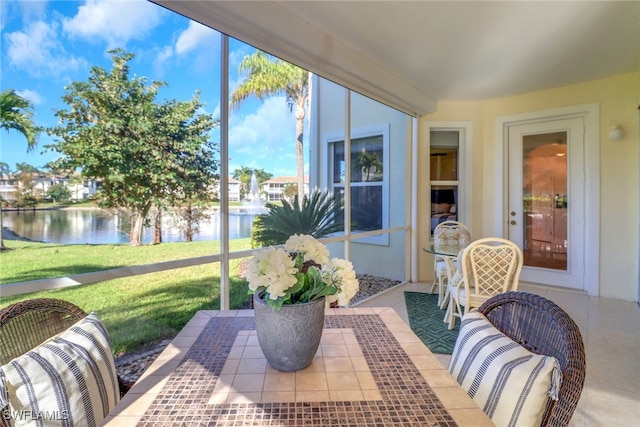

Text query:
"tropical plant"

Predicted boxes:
[[251, 189, 343, 247], [46, 183, 72, 203], [0, 89, 38, 151], [47, 49, 219, 246], [0, 90, 39, 250], [356, 151, 383, 181], [230, 51, 309, 202], [242, 234, 359, 310]]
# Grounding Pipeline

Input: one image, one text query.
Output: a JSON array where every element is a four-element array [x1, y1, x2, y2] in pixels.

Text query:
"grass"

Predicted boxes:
[[0, 238, 254, 355]]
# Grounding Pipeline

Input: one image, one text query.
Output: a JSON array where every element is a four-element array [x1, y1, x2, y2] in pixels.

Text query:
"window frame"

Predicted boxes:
[[325, 124, 390, 245], [425, 122, 472, 239]]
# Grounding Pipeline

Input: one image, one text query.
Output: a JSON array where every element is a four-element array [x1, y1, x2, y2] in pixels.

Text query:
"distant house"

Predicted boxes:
[[228, 178, 241, 202], [0, 172, 98, 202], [261, 175, 309, 202], [0, 174, 18, 201]]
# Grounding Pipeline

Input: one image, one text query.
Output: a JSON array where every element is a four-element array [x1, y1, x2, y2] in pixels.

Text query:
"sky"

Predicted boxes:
[[0, 0, 301, 178]]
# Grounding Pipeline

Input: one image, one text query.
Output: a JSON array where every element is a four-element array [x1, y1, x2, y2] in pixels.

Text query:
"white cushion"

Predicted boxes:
[[448, 311, 562, 427], [0, 313, 120, 427]]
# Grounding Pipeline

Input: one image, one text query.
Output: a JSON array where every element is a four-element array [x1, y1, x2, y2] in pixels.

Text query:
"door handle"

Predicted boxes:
[[510, 220, 517, 225]]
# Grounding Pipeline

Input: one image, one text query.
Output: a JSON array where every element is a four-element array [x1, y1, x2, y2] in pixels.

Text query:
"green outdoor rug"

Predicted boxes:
[[404, 291, 460, 354]]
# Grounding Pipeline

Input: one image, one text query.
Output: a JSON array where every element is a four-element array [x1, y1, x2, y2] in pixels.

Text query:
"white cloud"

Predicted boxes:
[[5, 20, 85, 77], [16, 89, 44, 106], [175, 21, 213, 55], [229, 96, 299, 175], [152, 45, 174, 77], [1, 0, 47, 32], [62, 0, 163, 47], [153, 21, 219, 77]]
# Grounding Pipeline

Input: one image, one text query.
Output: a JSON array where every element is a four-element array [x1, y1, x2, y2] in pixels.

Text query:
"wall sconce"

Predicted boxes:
[[608, 125, 624, 141]]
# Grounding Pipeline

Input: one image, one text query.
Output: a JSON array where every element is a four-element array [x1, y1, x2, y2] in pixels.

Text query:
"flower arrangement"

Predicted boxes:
[[243, 234, 360, 310]]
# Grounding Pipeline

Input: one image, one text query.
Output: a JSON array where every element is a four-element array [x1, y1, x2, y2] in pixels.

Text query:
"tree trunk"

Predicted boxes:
[[129, 203, 151, 246], [185, 205, 194, 242], [295, 102, 305, 203], [130, 214, 144, 246], [152, 209, 162, 244], [0, 200, 5, 250]]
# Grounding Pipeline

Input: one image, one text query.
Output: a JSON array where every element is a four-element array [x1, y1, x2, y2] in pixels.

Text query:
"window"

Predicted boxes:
[[328, 127, 388, 238], [430, 130, 460, 234]]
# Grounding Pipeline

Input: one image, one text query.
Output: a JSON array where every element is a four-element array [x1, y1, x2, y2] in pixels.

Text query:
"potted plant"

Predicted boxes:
[[243, 234, 359, 371]]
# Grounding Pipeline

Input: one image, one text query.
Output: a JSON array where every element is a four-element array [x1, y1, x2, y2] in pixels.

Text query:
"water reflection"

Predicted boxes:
[[3, 208, 260, 244]]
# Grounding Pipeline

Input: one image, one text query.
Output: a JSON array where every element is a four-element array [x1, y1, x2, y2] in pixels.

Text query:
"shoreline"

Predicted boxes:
[[2, 204, 262, 212], [1, 227, 40, 242]]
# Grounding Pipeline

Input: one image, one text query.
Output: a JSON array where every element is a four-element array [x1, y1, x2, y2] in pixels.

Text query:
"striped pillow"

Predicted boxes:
[[0, 313, 119, 427], [448, 311, 562, 427]]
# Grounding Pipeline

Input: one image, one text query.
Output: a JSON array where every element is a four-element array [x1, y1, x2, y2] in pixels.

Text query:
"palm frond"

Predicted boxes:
[[251, 189, 343, 247]]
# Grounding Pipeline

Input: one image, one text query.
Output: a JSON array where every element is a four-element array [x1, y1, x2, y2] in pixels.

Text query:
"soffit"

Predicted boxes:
[[153, 1, 640, 117]]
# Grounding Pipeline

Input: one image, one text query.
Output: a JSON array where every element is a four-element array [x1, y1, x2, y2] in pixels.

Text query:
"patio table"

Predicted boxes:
[[102, 307, 492, 426]]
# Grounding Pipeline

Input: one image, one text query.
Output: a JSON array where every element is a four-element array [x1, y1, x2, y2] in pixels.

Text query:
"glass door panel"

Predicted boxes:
[[522, 132, 567, 270]]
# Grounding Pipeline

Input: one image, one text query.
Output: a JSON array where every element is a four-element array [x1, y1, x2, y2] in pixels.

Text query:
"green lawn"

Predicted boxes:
[[0, 238, 254, 355]]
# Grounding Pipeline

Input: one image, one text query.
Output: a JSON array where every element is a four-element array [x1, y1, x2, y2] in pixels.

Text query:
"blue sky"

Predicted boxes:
[[1, 0, 301, 178]]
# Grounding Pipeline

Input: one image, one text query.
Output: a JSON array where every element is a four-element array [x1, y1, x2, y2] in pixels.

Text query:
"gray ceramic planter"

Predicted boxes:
[[253, 291, 325, 371]]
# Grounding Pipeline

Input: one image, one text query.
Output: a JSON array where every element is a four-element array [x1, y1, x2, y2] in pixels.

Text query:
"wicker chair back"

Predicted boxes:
[[477, 292, 586, 427]]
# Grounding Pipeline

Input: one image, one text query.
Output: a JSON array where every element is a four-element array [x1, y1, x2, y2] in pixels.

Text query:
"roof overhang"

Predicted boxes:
[[152, 0, 437, 116]]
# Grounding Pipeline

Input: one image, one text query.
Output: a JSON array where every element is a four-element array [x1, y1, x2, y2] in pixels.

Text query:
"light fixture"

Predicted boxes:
[[608, 125, 624, 141]]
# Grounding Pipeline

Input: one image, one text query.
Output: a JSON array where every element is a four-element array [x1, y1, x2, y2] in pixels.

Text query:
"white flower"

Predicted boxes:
[[322, 258, 359, 307], [245, 247, 298, 300], [285, 234, 330, 265], [246, 234, 360, 309]]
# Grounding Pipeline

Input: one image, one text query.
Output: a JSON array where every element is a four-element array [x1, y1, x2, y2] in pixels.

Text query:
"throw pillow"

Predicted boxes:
[[448, 311, 562, 427], [0, 313, 119, 427]]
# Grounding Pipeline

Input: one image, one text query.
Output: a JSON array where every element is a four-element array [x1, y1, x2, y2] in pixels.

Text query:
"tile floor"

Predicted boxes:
[[355, 282, 640, 427]]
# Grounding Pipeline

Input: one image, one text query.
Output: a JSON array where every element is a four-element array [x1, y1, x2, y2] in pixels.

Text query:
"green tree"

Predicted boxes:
[[46, 183, 72, 203], [48, 49, 219, 246], [282, 183, 298, 201], [0, 90, 39, 250], [14, 190, 38, 210], [15, 162, 38, 175], [230, 51, 309, 202]]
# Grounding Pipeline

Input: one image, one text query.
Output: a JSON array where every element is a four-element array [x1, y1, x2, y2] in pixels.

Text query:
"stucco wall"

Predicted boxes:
[[420, 72, 640, 301], [311, 77, 411, 282]]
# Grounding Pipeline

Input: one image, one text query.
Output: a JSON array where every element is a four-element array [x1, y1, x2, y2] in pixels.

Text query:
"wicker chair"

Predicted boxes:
[[430, 220, 471, 307], [0, 298, 132, 395], [445, 237, 523, 329], [477, 292, 586, 427]]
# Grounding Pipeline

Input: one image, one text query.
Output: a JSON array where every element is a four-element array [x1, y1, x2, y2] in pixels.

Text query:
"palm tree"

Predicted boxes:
[[0, 89, 39, 250], [1, 90, 38, 151], [230, 51, 309, 202], [355, 151, 383, 181], [251, 190, 343, 247], [232, 166, 256, 200]]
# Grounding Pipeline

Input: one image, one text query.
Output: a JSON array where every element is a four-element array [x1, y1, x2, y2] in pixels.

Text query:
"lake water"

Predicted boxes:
[[2, 208, 264, 244]]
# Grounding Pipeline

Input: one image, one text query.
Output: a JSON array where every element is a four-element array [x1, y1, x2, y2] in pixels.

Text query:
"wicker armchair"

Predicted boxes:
[[0, 298, 132, 395], [477, 292, 586, 427]]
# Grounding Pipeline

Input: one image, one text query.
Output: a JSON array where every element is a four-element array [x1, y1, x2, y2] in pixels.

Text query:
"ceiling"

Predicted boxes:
[[155, 1, 640, 116]]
